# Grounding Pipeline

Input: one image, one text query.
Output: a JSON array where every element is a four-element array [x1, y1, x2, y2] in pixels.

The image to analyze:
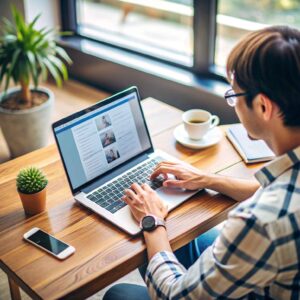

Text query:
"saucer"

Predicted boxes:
[[173, 124, 223, 149]]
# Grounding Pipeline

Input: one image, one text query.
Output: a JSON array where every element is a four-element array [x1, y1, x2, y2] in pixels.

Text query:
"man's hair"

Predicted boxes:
[[227, 25, 300, 126]]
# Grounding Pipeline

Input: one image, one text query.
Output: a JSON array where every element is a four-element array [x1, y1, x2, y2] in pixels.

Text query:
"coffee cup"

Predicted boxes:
[[182, 109, 220, 140]]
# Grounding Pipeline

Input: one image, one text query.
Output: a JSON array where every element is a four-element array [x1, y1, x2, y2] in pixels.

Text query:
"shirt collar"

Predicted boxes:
[[255, 145, 300, 187]]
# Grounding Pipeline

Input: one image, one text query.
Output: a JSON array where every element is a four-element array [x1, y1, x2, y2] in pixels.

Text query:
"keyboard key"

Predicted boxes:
[[106, 203, 118, 212], [119, 202, 127, 208], [90, 158, 165, 213], [111, 202, 127, 214], [96, 198, 106, 205], [87, 195, 97, 202], [99, 201, 109, 208]]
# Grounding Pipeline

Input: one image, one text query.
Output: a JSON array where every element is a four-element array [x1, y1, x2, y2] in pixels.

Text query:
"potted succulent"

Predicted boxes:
[[16, 166, 48, 215], [0, 6, 72, 158]]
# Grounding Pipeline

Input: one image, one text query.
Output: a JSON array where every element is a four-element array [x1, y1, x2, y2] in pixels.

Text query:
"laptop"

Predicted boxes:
[[52, 87, 198, 235]]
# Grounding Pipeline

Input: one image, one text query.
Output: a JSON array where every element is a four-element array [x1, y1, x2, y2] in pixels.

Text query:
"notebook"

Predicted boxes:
[[226, 124, 275, 163]]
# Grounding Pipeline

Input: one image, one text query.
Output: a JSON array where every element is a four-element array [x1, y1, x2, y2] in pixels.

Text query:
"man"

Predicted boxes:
[[104, 26, 300, 299]]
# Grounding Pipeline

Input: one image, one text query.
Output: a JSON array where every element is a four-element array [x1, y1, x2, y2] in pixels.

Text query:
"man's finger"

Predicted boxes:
[[156, 161, 177, 167], [124, 188, 137, 200], [141, 183, 153, 192], [131, 183, 144, 195], [163, 179, 184, 188], [122, 195, 129, 203], [154, 161, 178, 172], [150, 166, 179, 180], [122, 195, 133, 208], [150, 169, 168, 180]]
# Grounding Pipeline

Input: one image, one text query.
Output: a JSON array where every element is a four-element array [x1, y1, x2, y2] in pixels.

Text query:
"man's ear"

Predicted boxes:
[[256, 93, 278, 121]]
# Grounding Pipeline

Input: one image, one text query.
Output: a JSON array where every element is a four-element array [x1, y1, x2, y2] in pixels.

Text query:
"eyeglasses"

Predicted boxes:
[[224, 89, 249, 107]]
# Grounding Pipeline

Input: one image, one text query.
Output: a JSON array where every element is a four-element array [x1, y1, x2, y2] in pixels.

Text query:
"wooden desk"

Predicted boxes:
[[0, 98, 247, 300]]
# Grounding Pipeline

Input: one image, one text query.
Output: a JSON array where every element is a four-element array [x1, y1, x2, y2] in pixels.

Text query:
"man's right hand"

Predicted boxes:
[[150, 161, 260, 202], [150, 161, 212, 190]]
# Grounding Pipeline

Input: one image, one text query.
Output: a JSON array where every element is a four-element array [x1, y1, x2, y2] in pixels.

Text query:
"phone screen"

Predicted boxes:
[[28, 230, 69, 255]]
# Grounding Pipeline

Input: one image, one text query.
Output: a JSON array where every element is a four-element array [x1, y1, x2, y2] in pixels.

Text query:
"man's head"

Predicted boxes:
[[226, 26, 300, 144], [227, 26, 300, 154]]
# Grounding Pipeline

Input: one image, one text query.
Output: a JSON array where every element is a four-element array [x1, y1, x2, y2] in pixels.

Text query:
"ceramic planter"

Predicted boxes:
[[18, 187, 47, 215], [0, 86, 54, 158]]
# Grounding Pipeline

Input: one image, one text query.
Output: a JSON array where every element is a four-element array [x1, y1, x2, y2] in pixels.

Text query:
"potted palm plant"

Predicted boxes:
[[0, 6, 72, 158], [16, 166, 48, 215]]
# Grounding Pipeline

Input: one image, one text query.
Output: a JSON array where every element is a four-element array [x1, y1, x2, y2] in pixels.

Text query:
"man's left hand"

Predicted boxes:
[[122, 183, 168, 223]]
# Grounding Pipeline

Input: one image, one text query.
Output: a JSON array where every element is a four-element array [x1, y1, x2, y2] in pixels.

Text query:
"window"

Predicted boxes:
[[216, 0, 300, 67], [76, 0, 194, 66], [62, 0, 300, 77]]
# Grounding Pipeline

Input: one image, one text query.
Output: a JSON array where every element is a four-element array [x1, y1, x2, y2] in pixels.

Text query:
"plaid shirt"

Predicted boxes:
[[146, 146, 300, 299]]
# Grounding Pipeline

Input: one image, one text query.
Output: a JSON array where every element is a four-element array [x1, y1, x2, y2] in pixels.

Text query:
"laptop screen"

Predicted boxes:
[[53, 88, 151, 192]]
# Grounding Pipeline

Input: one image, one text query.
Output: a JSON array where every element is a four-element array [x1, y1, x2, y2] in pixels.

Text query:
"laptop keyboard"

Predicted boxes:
[[86, 157, 164, 214]]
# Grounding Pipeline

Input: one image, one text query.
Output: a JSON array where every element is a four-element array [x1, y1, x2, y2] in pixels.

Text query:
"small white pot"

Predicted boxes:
[[0, 86, 54, 158]]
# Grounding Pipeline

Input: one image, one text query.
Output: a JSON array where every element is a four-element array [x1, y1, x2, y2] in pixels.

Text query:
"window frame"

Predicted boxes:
[[60, 0, 221, 78]]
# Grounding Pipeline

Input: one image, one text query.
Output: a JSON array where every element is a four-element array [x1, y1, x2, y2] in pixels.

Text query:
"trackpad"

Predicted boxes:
[[156, 187, 199, 210]]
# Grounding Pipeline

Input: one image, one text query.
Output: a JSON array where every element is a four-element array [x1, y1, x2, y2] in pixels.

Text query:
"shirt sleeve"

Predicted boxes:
[[145, 215, 278, 300]]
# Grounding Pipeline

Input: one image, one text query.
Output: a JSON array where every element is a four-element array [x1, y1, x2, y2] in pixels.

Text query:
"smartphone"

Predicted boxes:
[[23, 227, 75, 260]]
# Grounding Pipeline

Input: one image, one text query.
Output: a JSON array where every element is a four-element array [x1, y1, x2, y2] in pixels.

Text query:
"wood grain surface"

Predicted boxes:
[[0, 97, 248, 299]]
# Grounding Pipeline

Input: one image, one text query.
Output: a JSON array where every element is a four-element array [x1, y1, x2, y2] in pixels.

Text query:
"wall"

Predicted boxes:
[[24, 0, 60, 29], [0, 0, 60, 29], [0, 0, 25, 21]]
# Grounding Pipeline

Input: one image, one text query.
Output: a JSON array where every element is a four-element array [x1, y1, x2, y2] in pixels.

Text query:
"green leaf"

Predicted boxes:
[[55, 46, 72, 64], [28, 13, 41, 33], [26, 51, 39, 87], [43, 57, 62, 87], [1, 18, 15, 34], [48, 55, 68, 81], [59, 31, 74, 37], [0, 61, 8, 83], [40, 28, 54, 38], [32, 29, 53, 48], [4, 48, 21, 91], [36, 54, 48, 80], [12, 5, 28, 40], [3, 34, 17, 43]]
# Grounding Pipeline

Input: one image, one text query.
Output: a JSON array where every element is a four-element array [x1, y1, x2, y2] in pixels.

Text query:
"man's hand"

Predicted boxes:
[[122, 183, 168, 223], [151, 161, 211, 190], [150, 161, 260, 202]]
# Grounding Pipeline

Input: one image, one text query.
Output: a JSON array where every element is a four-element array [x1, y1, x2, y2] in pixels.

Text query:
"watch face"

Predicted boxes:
[[142, 216, 156, 231]]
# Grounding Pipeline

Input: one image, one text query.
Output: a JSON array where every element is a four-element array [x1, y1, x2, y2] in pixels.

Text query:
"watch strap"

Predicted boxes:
[[155, 218, 166, 228]]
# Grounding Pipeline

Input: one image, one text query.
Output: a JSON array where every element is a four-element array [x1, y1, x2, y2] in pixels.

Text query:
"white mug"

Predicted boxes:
[[182, 109, 220, 140]]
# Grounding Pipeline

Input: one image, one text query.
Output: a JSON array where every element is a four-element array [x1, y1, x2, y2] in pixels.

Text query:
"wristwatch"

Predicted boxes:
[[140, 215, 166, 232]]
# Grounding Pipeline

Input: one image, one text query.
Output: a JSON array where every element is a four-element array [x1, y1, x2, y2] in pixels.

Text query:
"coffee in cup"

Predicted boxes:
[[182, 109, 220, 140]]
